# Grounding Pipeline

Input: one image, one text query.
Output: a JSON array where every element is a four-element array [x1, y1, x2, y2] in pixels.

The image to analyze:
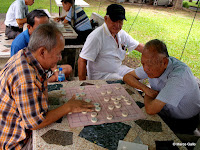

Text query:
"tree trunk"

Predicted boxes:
[[173, 0, 183, 9], [189, 0, 192, 2]]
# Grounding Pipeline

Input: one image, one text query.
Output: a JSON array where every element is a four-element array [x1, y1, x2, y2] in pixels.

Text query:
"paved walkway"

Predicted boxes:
[[0, 13, 12, 69], [0, 13, 6, 33]]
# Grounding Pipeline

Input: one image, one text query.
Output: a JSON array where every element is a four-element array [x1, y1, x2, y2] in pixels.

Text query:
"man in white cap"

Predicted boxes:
[[78, 4, 144, 80]]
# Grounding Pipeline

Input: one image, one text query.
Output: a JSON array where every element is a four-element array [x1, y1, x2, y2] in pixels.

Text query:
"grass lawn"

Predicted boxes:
[[183, 0, 200, 7], [1, 0, 200, 78]]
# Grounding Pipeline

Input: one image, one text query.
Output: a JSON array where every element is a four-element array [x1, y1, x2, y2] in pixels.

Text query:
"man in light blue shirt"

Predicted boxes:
[[11, 10, 72, 82], [11, 9, 49, 57], [123, 39, 200, 134]]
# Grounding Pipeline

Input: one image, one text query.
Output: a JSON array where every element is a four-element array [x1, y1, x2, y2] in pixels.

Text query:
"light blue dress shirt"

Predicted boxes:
[[135, 57, 200, 119]]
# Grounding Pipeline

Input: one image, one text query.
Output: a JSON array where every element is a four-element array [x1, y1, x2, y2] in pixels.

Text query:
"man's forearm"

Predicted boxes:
[[78, 58, 87, 80], [144, 94, 154, 114], [31, 103, 70, 130], [135, 43, 144, 53], [16, 18, 27, 27], [123, 73, 149, 93]]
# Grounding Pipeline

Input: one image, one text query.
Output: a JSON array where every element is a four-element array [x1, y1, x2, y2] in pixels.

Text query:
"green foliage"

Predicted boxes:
[[183, 2, 190, 8], [0, 0, 13, 13]]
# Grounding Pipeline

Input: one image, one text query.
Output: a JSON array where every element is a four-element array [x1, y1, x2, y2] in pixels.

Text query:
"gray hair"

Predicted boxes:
[[28, 23, 63, 52], [144, 39, 169, 57]]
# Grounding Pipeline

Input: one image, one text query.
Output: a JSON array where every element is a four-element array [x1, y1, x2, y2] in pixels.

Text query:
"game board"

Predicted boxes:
[[61, 83, 146, 128]]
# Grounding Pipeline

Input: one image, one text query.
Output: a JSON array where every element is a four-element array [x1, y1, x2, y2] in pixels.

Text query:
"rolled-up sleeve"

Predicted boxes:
[[79, 35, 101, 62]]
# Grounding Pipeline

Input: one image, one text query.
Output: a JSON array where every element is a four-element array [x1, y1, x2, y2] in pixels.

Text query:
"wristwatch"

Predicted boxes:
[[53, 68, 59, 74]]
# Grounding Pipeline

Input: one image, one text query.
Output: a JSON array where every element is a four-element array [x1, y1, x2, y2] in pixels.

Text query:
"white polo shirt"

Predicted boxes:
[[135, 57, 200, 119], [4, 0, 28, 27], [80, 23, 139, 80]]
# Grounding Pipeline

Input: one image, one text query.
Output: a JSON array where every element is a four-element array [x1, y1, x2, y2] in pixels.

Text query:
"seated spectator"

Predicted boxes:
[[54, 0, 92, 44], [4, 0, 34, 39], [123, 39, 200, 134], [0, 24, 94, 149], [11, 9, 72, 82], [78, 4, 144, 80]]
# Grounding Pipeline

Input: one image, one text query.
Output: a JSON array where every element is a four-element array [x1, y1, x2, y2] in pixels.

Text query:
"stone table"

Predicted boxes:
[[33, 80, 187, 150]]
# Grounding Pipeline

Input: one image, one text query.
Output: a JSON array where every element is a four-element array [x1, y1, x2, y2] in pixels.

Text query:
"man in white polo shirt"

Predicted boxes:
[[123, 39, 200, 134], [4, 0, 34, 39], [78, 4, 144, 80]]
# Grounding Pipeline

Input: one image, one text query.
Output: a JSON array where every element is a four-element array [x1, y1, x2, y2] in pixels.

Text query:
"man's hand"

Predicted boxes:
[[53, 17, 61, 22], [143, 87, 159, 99], [65, 95, 94, 113]]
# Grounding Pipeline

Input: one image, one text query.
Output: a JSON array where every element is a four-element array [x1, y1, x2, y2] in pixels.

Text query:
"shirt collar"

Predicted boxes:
[[24, 29, 30, 44], [158, 57, 173, 81], [103, 23, 122, 47], [103, 23, 121, 38], [23, 48, 47, 81]]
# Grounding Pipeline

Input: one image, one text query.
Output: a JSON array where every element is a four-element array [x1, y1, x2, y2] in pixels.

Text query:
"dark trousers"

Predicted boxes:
[[5, 26, 23, 39], [159, 113, 199, 134]]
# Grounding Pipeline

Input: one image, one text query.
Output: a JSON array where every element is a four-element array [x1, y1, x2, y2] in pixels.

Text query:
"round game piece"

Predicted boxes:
[[60, 90, 66, 96], [122, 111, 128, 117], [82, 111, 87, 114], [126, 100, 132, 105], [104, 97, 109, 102], [111, 96, 116, 101], [94, 103, 100, 107], [96, 85, 101, 88], [101, 91, 106, 95], [76, 97, 83, 100], [115, 103, 121, 108], [124, 97, 129, 102], [116, 96, 121, 101], [91, 112, 98, 117], [107, 90, 112, 94], [121, 95, 126, 99], [108, 105, 114, 110], [75, 93, 80, 97], [91, 117, 98, 123], [95, 106, 101, 112], [80, 92, 86, 96], [115, 86, 120, 90], [79, 86, 85, 90], [107, 114, 113, 120], [114, 100, 119, 105], [85, 98, 91, 103]]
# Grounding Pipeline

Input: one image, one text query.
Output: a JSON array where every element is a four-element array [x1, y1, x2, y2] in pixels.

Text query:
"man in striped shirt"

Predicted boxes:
[[54, 0, 92, 44], [0, 24, 94, 149]]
